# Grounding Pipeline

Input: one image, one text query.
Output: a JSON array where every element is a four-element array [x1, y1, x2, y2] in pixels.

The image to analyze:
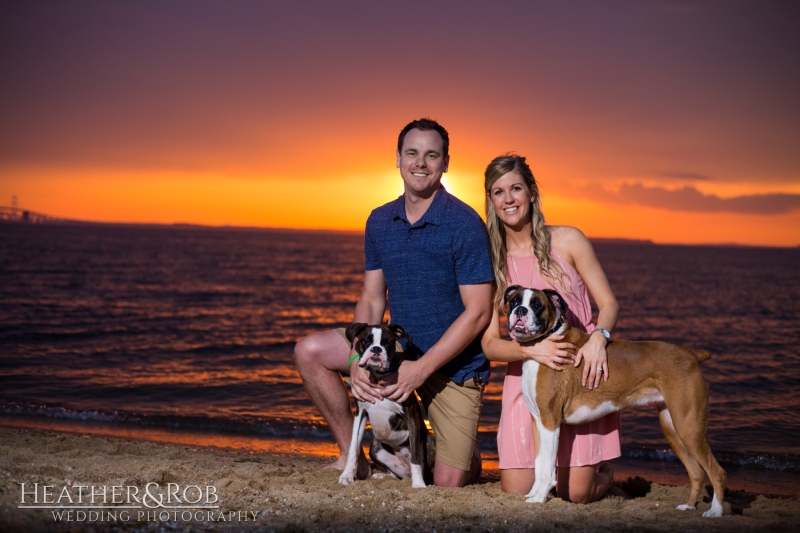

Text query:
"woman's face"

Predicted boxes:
[[488, 170, 535, 230]]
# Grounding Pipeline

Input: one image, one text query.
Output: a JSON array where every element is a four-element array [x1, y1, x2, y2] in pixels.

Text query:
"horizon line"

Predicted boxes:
[[1, 208, 797, 250]]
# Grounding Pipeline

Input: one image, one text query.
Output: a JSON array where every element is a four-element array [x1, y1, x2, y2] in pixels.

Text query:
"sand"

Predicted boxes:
[[1, 427, 798, 533]]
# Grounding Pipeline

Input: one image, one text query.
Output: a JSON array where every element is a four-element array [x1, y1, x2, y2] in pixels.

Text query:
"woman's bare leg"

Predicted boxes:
[[557, 463, 614, 504]]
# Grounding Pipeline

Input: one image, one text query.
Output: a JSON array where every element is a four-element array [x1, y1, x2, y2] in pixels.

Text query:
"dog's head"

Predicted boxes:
[[344, 323, 409, 375], [504, 285, 569, 343]]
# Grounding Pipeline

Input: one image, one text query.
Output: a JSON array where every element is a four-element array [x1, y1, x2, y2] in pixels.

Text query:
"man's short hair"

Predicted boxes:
[[397, 118, 449, 159]]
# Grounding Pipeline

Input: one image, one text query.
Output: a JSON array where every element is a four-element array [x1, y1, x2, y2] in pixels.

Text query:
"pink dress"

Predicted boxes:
[[497, 252, 621, 469]]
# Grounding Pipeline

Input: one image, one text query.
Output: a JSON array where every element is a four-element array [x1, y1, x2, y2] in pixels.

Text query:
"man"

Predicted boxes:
[[293, 118, 494, 487]]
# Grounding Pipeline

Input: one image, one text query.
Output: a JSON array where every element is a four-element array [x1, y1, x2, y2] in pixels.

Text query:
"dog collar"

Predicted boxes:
[[547, 315, 565, 337]]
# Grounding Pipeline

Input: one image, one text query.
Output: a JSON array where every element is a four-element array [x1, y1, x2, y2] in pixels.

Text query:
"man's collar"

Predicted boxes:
[[392, 185, 448, 226]]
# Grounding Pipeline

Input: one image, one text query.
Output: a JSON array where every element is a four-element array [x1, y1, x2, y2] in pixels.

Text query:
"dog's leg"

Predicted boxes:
[[368, 439, 408, 480], [521, 361, 559, 503], [423, 428, 436, 486], [339, 406, 368, 486], [658, 402, 705, 510], [404, 397, 429, 488], [525, 418, 559, 503], [662, 382, 727, 518]]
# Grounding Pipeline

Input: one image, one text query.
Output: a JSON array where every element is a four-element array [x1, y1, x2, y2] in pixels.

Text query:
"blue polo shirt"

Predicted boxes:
[[364, 186, 494, 384]]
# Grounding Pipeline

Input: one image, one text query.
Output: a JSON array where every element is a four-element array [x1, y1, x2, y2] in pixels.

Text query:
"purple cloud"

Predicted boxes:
[[657, 172, 712, 181], [607, 183, 800, 214]]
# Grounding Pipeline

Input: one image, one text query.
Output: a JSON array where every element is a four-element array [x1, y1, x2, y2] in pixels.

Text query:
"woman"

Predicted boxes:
[[481, 154, 621, 503]]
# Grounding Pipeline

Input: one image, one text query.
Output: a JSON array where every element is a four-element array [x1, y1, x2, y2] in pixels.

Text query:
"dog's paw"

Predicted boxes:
[[676, 504, 696, 511], [702, 497, 724, 518], [524, 487, 547, 503], [524, 480, 552, 504], [338, 471, 356, 485], [411, 480, 427, 489]]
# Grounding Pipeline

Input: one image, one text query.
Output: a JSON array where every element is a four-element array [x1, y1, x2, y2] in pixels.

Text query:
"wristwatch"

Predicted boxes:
[[595, 328, 611, 342]]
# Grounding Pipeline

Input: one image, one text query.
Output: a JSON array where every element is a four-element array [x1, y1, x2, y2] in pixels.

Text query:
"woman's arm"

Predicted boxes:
[[481, 305, 576, 371], [553, 226, 619, 389]]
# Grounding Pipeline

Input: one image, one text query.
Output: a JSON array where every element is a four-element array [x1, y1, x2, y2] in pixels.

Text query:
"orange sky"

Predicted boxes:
[[1, 1, 798, 246]]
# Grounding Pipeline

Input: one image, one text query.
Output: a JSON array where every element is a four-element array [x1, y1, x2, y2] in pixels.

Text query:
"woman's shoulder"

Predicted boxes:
[[548, 225, 590, 250], [548, 226, 593, 268]]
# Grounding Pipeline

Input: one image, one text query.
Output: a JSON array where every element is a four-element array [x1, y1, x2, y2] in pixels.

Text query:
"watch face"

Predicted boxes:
[[598, 328, 610, 339]]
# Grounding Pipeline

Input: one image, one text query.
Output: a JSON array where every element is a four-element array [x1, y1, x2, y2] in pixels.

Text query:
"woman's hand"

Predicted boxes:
[[552, 227, 617, 390], [574, 331, 608, 389], [520, 335, 576, 371]]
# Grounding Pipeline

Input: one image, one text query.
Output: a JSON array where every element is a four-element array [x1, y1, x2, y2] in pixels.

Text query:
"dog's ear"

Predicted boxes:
[[345, 323, 369, 348], [504, 285, 522, 305], [387, 324, 409, 342], [542, 289, 568, 316]]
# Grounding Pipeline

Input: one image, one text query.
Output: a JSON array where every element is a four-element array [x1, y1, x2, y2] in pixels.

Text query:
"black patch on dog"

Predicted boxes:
[[389, 413, 409, 433]]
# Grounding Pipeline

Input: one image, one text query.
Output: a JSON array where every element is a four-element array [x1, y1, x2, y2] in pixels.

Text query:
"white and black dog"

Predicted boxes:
[[505, 285, 727, 517], [338, 323, 435, 488]]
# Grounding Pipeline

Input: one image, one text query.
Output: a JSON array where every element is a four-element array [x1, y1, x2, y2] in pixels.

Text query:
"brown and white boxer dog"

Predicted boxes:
[[338, 323, 435, 488], [505, 285, 727, 517]]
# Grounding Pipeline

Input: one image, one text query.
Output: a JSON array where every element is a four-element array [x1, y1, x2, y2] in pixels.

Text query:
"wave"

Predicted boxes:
[[0, 399, 331, 439], [620, 446, 800, 472], [3, 400, 799, 473]]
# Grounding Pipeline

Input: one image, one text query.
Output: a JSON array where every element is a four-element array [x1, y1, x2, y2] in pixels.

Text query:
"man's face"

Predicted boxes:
[[395, 128, 449, 197]]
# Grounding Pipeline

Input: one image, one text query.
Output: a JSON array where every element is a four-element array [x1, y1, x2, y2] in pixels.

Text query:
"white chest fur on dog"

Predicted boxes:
[[362, 399, 408, 447]]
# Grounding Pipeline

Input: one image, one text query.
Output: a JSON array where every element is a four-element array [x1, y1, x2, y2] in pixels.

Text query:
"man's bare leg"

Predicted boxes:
[[293, 329, 370, 477], [433, 442, 482, 487]]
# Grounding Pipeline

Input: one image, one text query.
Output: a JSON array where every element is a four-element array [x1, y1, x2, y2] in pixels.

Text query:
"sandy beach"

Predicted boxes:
[[1, 427, 798, 532]]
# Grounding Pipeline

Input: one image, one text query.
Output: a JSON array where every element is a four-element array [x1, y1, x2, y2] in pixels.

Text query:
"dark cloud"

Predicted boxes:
[[0, 0, 798, 183], [657, 171, 712, 180], [607, 183, 800, 214]]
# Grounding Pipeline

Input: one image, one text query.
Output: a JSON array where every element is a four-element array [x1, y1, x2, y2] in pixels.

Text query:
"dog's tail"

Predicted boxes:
[[693, 349, 711, 363]]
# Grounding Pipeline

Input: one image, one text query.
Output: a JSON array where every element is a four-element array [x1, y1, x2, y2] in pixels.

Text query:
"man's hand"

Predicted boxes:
[[349, 357, 383, 403], [379, 359, 429, 403]]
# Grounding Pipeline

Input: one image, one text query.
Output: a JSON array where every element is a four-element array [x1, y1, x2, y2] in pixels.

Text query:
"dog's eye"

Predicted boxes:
[[532, 299, 543, 311]]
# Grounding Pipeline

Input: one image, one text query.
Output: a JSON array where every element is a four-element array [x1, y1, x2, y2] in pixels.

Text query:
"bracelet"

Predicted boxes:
[[348, 354, 360, 367]]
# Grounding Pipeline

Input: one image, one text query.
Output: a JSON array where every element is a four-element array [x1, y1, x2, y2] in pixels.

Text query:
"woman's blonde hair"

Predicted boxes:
[[484, 154, 570, 310]]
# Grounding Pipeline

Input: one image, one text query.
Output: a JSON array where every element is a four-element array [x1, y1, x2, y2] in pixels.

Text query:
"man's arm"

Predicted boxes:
[[348, 269, 388, 402], [353, 269, 387, 325], [380, 282, 493, 403]]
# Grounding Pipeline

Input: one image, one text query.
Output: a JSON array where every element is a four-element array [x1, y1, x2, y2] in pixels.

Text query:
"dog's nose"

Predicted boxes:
[[370, 346, 382, 355], [516, 307, 528, 316]]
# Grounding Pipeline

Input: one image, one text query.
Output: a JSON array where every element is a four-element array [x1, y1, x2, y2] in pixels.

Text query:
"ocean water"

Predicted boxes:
[[1, 224, 799, 494]]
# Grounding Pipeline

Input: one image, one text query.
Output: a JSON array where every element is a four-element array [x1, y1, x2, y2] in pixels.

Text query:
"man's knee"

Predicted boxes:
[[293, 329, 348, 372], [433, 461, 470, 488], [294, 333, 324, 366]]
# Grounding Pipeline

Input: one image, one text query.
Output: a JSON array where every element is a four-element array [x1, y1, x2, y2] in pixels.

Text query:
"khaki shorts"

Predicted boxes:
[[336, 327, 484, 471]]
